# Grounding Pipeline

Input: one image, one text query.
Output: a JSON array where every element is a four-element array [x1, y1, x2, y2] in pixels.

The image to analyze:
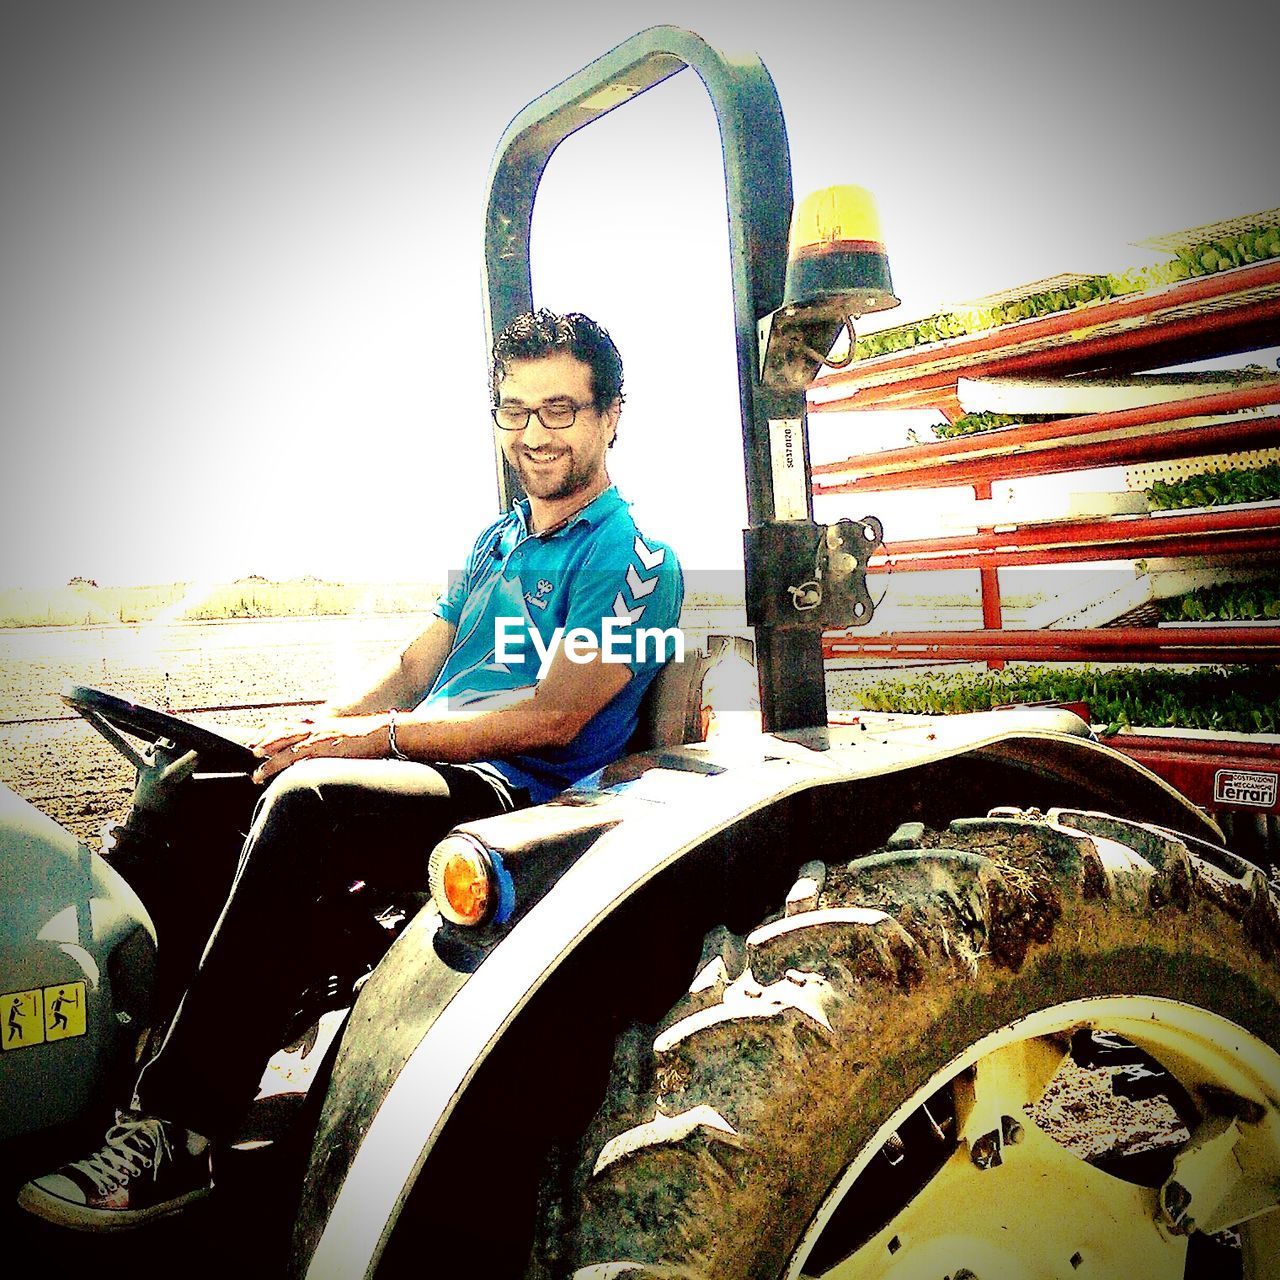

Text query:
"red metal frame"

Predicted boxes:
[[869, 501, 1280, 568], [1102, 730, 1280, 818], [823, 626, 1280, 664], [809, 259, 1280, 413], [813, 398, 1280, 495], [808, 327, 1280, 645], [811, 253, 1280, 813]]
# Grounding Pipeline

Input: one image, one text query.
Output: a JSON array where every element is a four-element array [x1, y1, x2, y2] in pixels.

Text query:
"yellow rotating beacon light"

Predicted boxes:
[[760, 184, 899, 390]]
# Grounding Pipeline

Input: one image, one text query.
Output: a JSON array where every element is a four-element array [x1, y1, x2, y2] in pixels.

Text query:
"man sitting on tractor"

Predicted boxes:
[[17, 308, 684, 1230]]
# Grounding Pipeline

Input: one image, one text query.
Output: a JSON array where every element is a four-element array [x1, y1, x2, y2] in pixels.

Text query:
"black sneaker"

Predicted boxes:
[[17, 1110, 213, 1230]]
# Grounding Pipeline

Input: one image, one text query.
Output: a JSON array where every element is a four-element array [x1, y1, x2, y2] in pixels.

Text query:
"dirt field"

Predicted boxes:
[[0, 614, 431, 843]]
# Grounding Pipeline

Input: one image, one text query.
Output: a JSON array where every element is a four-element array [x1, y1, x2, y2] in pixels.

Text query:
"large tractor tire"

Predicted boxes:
[[556, 808, 1280, 1279]]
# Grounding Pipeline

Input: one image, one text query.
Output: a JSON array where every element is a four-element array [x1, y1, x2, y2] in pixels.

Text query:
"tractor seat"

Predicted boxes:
[[630, 636, 756, 753], [631, 649, 713, 752]]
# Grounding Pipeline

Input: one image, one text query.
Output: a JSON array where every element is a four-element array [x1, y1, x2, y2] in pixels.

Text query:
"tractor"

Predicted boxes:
[[3, 25, 1279, 1280]]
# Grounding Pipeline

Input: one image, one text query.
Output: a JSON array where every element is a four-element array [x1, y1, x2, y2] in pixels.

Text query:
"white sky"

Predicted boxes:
[[2, 0, 1277, 589]]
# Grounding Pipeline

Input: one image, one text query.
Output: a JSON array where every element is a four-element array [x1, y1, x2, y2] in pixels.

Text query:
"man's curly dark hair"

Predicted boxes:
[[491, 310, 625, 413]]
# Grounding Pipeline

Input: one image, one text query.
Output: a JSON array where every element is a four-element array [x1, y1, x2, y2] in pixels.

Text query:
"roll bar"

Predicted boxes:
[[482, 25, 831, 731]]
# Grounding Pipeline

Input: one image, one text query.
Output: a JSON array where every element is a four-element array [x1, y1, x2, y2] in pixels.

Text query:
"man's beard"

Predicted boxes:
[[516, 447, 598, 501]]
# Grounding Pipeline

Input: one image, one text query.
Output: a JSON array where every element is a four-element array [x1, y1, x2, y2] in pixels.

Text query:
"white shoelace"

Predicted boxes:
[[68, 1114, 173, 1195]]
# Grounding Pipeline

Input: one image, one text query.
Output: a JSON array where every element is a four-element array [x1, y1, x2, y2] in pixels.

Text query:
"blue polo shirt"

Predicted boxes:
[[421, 486, 683, 803]]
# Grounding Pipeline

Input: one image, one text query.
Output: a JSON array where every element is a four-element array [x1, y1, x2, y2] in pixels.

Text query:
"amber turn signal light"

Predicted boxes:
[[428, 834, 496, 927]]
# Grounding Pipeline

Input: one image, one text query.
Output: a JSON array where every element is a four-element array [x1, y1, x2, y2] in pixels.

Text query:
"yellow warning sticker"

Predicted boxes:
[[2, 988, 45, 1051], [1, 981, 87, 1051], [44, 982, 87, 1041]]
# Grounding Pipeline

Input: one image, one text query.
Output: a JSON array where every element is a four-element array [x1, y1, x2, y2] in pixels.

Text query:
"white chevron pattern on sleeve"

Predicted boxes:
[[611, 535, 666, 625], [633, 535, 665, 570], [613, 593, 645, 623], [625, 563, 658, 599]]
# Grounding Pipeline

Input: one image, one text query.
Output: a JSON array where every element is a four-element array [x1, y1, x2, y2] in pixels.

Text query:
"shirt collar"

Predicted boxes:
[[512, 485, 624, 539]]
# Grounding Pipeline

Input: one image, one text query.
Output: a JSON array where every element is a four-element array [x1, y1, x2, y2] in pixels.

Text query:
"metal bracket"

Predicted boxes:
[[80, 707, 150, 774], [131, 746, 200, 819], [952, 1037, 1066, 1171], [1160, 1114, 1280, 1236], [758, 307, 851, 391], [745, 516, 883, 630]]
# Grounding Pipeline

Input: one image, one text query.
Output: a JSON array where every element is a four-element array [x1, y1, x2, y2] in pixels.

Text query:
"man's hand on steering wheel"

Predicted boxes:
[[249, 714, 393, 785]]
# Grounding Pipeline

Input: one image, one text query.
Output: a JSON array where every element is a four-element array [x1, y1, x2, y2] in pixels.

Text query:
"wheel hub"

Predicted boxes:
[[791, 999, 1280, 1280]]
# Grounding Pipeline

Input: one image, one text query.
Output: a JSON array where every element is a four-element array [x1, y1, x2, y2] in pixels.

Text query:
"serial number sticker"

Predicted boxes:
[[2, 981, 87, 1051], [1214, 769, 1278, 809], [768, 418, 809, 522]]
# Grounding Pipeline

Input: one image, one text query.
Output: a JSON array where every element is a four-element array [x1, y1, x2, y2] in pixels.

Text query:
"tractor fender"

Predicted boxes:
[[0, 784, 156, 1145], [293, 711, 1218, 1279]]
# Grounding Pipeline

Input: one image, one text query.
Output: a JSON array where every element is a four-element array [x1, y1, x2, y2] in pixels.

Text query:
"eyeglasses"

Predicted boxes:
[[491, 400, 594, 432]]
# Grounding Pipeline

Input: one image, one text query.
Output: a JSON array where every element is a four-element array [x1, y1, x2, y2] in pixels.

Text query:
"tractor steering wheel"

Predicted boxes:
[[62, 684, 259, 774]]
